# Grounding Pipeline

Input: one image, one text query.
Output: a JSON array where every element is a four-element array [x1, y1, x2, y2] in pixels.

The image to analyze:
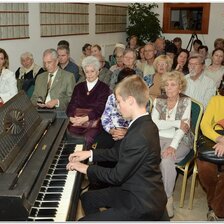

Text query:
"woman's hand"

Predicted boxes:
[[213, 142, 224, 157], [69, 151, 91, 162], [66, 161, 89, 174], [180, 119, 190, 133], [162, 146, 176, 159], [70, 116, 89, 126], [110, 128, 127, 141]]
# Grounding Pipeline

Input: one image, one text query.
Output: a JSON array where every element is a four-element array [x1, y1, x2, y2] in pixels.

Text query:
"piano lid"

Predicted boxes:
[[0, 91, 43, 172]]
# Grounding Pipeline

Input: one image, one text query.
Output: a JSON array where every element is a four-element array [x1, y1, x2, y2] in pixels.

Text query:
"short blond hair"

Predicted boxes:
[[153, 55, 173, 72], [161, 71, 187, 92], [115, 75, 149, 107]]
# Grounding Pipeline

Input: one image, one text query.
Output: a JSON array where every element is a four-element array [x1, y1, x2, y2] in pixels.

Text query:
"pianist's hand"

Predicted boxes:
[[68, 151, 91, 162], [66, 161, 88, 174]]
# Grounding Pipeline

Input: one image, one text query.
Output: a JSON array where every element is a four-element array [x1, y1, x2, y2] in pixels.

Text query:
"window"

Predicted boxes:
[[163, 3, 210, 34]]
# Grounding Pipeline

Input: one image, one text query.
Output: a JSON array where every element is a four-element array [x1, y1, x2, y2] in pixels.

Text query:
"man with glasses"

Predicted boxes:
[[184, 54, 216, 110]]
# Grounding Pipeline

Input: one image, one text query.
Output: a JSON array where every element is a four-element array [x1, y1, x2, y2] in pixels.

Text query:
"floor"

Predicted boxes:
[[76, 174, 208, 221]]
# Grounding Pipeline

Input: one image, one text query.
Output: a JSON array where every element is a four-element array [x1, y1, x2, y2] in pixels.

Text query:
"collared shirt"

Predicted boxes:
[[87, 78, 98, 91], [184, 72, 216, 110]]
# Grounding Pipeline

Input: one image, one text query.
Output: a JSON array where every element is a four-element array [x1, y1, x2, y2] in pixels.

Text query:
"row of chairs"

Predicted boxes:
[[148, 96, 203, 210]]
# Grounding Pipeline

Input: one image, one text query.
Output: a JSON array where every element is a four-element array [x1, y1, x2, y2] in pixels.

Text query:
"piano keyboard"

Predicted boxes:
[[28, 144, 83, 221]]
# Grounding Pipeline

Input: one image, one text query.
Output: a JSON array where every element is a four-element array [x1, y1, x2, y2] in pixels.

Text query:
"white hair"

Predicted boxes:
[[82, 56, 100, 71]]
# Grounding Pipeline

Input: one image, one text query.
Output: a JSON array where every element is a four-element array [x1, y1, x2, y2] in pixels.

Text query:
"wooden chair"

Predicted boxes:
[[175, 98, 203, 208]]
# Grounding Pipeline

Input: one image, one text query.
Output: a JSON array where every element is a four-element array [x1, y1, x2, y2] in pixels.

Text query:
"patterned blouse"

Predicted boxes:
[[101, 93, 130, 133]]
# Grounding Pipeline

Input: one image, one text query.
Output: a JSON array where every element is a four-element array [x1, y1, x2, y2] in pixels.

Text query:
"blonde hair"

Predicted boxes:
[[115, 75, 149, 107], [153, 55, 173, 72], [161, 71, 187, 92]]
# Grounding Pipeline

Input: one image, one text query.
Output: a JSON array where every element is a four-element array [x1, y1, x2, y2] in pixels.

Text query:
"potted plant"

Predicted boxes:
[[126, 3, 162, 45]]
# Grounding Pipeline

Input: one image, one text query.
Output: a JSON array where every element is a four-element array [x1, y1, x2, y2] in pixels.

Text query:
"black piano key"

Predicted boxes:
[[36, 208, 57, 217], [46, 187, 63, 193], [37, 193, 44, 200], [49, 180, 66, 186], [29, 208, 38, 217], [43, 193, 61, 201], [53, 169, 67, 175], [40, 201, 59, 207]]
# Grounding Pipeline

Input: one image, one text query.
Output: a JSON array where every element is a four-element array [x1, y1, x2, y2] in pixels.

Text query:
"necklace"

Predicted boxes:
[[167, 108, 174, 119]]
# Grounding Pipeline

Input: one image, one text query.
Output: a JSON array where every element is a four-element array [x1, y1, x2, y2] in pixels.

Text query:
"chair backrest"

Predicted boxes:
[[147, 96, 153, 113], [190, 98, 203, 152]]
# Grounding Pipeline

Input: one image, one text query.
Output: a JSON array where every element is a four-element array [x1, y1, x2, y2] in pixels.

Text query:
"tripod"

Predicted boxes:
[[186, 33, 198, 52]]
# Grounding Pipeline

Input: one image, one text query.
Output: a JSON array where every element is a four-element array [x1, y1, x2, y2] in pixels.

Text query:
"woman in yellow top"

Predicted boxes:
[[197, 75, 224, 221]]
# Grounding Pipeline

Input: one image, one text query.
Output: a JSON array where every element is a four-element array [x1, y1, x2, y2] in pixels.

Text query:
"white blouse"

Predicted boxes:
[[0, 68, 18, 103]]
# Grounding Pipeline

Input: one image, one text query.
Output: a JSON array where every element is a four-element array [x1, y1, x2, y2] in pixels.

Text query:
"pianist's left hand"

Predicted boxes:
[[69, 151, 91, 162], [66, 161, 88, 174]]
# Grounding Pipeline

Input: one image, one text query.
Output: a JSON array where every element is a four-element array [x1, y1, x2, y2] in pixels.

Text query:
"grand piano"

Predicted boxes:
[[0, 91, 84, 221]]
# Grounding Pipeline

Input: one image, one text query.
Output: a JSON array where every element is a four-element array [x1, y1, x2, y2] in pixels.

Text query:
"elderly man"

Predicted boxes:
[[184, 54, 216, 110], [31, 48, 76, 111]]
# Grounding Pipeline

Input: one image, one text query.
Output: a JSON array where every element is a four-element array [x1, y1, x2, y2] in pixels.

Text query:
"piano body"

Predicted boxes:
[[0, 91, 83, 221]]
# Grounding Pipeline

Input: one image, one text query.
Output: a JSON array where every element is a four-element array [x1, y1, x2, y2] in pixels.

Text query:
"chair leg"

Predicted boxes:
[[179, 164, 189, 208], [188, 161, 198, 209]]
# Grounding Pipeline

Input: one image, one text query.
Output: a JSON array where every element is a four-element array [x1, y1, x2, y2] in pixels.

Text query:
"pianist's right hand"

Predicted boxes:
[[68, 151, 91, 162]]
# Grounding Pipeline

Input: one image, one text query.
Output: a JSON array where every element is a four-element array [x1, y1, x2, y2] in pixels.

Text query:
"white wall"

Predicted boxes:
[[0, 3, 127, 72], [155, 3, 224, 53]]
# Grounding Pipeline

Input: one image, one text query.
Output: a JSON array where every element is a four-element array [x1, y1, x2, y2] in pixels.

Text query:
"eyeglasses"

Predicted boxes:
[[188, 63, 202, 66]]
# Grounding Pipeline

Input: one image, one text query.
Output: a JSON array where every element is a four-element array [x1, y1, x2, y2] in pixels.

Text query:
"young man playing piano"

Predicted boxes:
[[66, 75, 168, 221]]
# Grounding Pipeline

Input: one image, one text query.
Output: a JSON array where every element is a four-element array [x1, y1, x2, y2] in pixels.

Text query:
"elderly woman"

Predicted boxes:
[[15, 52, 44, 93], [0, 48, 18, 104], [110, 48, 125, 72], [151, 71, 192, 218], [66, 56, 110, 148], [204, 48, 224, 88], [149, 55, 173, 100], [197, 77, 224, 221], [109, 48, 143, 90]]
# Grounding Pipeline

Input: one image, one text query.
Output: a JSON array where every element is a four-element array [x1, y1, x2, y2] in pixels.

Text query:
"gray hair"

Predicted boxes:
[[82, 56, 100, 71], [123, 48, 137, 61], [20, 52, 34, 60], [188, 53, 205, 65], [43, 48, 58, 60]]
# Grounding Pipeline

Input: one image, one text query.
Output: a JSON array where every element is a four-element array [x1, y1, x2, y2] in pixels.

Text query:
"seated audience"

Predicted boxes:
[[173, 37, 183, 54], [109, 47, 125, 72], [165, 41, 178, 63], [79, 55, 112, 86], [184, 54, 216, 110], [198, 45, 211, 67], [57, 45, 80, 82], [66, 56, 110, 148], [91, 44, 110, 69], [57, 39, 75, 63], [110, 48, 143, 90], [31, 48, 76, 110], [151, 71, 192, 218], [136, 45, 146, 65], [0, 48, 18, 104], [190, 39, 202, 56], [154, 37, 166, 57], [136, 42, 156, 82], [126, 35, 140, 52], [172, 49, 189, 75], [109, 43, 125, 67], [149, 55, 173, 100], [197, 77, 224, 221], [80, 43, 92, 64], [66, 75, 168, 221], [204, 48, 224, 88], [214, 38, 224, 50], [15, 52, 44, 93]]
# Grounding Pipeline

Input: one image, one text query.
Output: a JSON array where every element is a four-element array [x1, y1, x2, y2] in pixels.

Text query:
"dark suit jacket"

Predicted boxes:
[[87, 114, 167, 220], [31, 68, 76, 110]]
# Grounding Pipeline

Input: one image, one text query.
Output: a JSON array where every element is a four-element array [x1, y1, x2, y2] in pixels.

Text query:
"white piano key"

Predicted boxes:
[[54, 144, 83, 221]]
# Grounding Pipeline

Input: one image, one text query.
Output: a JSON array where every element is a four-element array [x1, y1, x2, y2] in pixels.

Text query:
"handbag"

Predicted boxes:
[[197, 129, 224, 165]]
